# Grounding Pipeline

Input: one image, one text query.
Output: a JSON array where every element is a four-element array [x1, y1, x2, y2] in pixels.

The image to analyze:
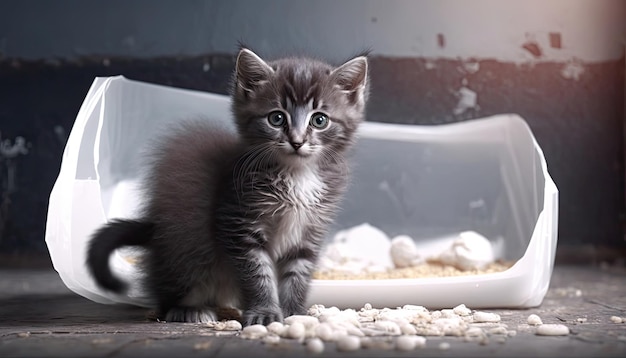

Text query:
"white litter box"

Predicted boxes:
[[45, 76, 558, 310]]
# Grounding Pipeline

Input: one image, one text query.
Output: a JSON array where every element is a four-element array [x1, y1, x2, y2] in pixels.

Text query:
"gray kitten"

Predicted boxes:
[[86, 48, 369, 326]]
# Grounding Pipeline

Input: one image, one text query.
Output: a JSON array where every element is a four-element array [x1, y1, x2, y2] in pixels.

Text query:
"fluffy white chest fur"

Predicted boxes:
[[265, 167, 325, 260]]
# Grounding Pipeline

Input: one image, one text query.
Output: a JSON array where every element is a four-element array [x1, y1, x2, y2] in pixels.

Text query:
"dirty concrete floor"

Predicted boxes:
[[1, 264, 625, 357]]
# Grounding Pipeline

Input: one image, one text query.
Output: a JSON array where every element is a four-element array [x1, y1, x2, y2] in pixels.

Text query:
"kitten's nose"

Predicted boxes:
[[290, 141, 304, 150]]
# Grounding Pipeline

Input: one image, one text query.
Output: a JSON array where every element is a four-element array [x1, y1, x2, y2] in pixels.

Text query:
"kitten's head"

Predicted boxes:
[[231, 48, 369, 168]]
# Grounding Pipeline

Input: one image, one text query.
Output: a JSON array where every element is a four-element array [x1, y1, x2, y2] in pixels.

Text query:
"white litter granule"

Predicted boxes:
[[453, 304, 472, 316], [610, 316, 623, 324], [240, 324, 268, 339], [395, 335, 421, 351], [262, 334, 281, 345], [266, 321, 286, 335], [472, 311, 501, 323], [287, 322, 306, 339], [306, 337, 325, 353], [211, 319, 243, 331], [527, 314, 543, 325], [336, 335, 361, 351], [390, 235, 424, 268], [438, 231, 495, 271], [535, 324, 570, 336]]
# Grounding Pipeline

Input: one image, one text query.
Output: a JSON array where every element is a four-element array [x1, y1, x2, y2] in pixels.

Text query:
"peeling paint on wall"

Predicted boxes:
[[0, 0, 624, 63]]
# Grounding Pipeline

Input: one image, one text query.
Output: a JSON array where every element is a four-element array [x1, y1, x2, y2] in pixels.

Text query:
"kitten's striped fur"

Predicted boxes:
[[86, 48, 369, 326]]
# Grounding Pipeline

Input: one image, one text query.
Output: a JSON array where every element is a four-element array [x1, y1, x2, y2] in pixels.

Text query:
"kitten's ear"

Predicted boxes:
[[236, 48, 274, 93], [331, 56, 369, 94]]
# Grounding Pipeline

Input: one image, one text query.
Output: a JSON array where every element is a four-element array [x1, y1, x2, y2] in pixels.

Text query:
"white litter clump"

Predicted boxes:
[[317, 223, 393, 274], [211, 319, 243, 331], [395, 335, 424, 351], [287, 322, 306, 340], [240, 324, 268, 339], [336, 335, 361, 351], [535, 324, 570, 336], [453, 304, 472, 316], [306, 337, 325, 353], [472, 311, 501, 323], [389, 235, 424, 268], [317, 223, 497, 273], [527, 314, 543, 325], [437, 231, 495, 270]]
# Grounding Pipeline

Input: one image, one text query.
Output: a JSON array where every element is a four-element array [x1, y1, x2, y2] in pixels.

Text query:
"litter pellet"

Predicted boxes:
[[439, 341, 451, 350], [241, 324, 268, 339], [287, 322, 306, 339], [400, 323, 417, 335], [395, 335, 421, 351], [473, 311, 501, 323], [17, 332, 30, 338], [453, 304, 472, 316], [306, 338, 325, 354], [535, 324, 570, 336], [576, 317, 587, 324], [488, 326, 508, 335], [336, 335, 361, 351], [374, 320, 402, 335], [262, 334, 281, 345], [284, 315, 319, 329], [266, 321, 285, 335], [610, 316, 623, 324], [314, 323, 335, 341], [527, 314, 543, 325], [214, 320, 242, 331]]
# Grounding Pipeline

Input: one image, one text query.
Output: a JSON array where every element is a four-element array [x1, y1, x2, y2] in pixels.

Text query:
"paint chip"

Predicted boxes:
[[453, 86, 478, 115], [549, 32, 562, 49], [437, 34, 445, 48], [522, 41, 542, 58]]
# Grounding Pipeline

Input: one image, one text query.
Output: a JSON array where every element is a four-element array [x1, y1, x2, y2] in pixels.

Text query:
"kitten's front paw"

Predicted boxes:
[[282, 303, 306, 318], [242, 307, 283, 326], [165, 306, 218, 323]]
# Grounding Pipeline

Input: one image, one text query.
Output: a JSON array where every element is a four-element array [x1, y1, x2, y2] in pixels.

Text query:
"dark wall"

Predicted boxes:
[[0, 0, 624, 265], [0, 54, 624, 263]]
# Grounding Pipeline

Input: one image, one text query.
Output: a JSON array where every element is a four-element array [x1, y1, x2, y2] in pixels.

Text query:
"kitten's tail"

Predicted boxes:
[[86, 219, 155, 293]]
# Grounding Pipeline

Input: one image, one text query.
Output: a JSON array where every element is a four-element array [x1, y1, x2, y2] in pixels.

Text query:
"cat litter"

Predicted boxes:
[[227, 303, 519, 352], [527, 314, 543, 325], [313, 223, 512, 280], [535, 324, 570, 336]]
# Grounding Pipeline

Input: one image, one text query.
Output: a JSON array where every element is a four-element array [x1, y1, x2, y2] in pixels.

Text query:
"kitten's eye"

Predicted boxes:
[[267, 111, 286, 127], [310, 113, 329, 129]]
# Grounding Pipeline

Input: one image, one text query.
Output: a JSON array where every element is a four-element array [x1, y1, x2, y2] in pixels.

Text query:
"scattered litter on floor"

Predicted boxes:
[[211, 303, 524, 352], [535, 324, 570, 336]]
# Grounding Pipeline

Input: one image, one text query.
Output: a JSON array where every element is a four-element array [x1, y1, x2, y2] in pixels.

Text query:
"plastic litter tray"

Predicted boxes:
[[45, 76, 558, 310]]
